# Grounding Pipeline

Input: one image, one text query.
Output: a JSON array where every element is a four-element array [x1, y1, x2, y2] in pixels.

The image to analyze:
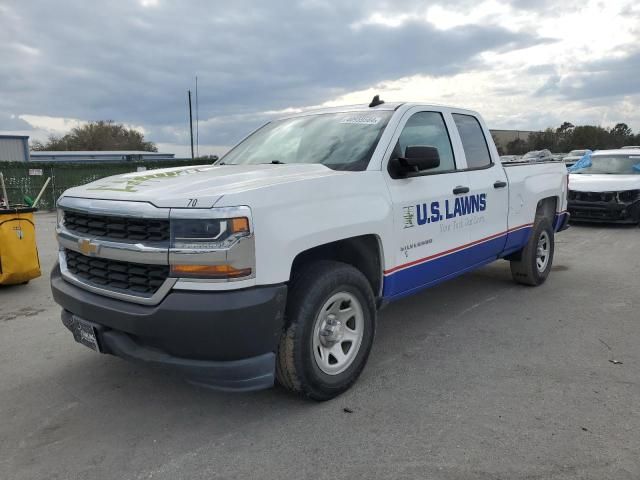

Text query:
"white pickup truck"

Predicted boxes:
[[51, 99, 569, 400]]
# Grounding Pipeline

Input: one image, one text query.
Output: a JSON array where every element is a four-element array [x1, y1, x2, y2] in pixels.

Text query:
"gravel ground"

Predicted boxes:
[[1, 213, 638, 480]]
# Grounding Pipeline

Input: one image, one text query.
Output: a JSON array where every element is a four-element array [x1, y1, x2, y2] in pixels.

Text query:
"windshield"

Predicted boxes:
[[219, 111, 393, 171], [568, 150, 587, 156], [572, 155, 640, 175], [523, 151, 538, 159]]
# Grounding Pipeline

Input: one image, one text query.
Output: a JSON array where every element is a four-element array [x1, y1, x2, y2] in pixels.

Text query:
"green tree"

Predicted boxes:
[[528, 128, 558, 151], [570, 125, 611, 150], [521, 123, 638, 153], [610, 123, 632, 137], [556, 122, 575, 152], [506, 138, 528, 155], [31, 120, 157, 152], [557, 121, 575, 134], [609, 123, 633, 148]]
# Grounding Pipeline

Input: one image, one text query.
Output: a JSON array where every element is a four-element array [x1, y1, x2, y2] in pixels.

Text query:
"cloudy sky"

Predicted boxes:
[[1, 0, 639, 157]]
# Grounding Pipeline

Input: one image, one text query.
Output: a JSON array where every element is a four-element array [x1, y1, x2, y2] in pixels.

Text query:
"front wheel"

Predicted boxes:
[[276, 260, 376, 401], [510, 219, 555, 286]]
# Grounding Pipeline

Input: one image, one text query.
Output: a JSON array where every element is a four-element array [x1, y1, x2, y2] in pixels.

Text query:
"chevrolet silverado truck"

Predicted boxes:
[[51, 99, 570, 400], [568, 148, 640, 223]]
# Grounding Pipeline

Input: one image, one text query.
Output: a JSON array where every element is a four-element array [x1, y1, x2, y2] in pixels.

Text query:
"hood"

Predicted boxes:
[[61, 163, 346, 208], [569, 173, 640, 192]]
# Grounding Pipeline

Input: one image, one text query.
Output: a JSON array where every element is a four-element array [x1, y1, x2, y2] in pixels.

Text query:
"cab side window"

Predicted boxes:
[[452, 114, 492, 169], [396, 111, 456, 173]]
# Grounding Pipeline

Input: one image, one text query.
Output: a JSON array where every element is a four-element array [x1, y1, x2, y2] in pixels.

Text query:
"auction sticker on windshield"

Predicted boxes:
[[340, 116, 382, 125]]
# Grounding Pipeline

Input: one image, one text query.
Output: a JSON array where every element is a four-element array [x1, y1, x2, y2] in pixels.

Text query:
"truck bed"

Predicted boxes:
[[503, 160, 568, 232]]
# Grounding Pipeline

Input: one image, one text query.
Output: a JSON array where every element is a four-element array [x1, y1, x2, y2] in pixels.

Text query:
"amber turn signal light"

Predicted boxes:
[[171, 264, 252, 279], [230, 217, 249, 234]]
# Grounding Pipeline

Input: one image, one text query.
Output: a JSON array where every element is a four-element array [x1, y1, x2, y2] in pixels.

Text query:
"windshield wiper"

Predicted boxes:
[[219, 160, 285, 166]]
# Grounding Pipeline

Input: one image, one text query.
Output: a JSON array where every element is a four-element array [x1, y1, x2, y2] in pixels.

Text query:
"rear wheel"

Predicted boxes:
[[276, 260, 376, 400], [510, 219, 554, 286]]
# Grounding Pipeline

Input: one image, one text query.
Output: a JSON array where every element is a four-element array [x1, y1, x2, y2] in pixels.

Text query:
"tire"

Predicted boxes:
[[276, 260, 376, 401], [510, 218, 554, 286]]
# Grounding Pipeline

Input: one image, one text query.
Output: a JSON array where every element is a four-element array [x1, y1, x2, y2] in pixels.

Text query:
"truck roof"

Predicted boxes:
[[278, 102, 480, 120]]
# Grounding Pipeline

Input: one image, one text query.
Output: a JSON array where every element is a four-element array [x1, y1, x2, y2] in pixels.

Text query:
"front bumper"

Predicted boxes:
[[51, 264, 287, 391], [568, 199, 640, 224]]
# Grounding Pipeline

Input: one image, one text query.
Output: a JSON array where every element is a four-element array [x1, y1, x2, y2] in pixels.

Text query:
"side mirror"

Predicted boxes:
[[390, 145, 440, 177], [404, 146, 440, 170]]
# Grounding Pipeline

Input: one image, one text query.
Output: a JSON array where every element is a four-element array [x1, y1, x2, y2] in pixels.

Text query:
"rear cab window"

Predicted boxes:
[[452, 114, 493, 169]]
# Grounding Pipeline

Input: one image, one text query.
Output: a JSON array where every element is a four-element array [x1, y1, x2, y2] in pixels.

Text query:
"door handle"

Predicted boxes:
[[493, 181, 507, 189], [452, 186, 470, 195]]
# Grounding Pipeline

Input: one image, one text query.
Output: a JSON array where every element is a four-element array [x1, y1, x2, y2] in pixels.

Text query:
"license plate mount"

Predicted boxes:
[[73, 316, 102, 353]]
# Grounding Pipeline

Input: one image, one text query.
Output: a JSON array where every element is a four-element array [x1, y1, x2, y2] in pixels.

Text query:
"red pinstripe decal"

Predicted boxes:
[[384, 222, 534, 275]]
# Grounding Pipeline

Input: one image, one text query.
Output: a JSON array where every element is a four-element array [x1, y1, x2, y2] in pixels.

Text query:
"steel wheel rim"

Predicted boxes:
[[536, 230, 550, 272], [312, 291, 364, 375]]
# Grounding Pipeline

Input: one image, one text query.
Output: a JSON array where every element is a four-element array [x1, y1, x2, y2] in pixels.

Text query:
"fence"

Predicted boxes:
[[0, 159, 213, 210]]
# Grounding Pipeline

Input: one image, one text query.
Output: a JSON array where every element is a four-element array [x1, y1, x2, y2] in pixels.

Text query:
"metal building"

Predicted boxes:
[[490, 129, 538, 151], [0, 135, 30, 162]]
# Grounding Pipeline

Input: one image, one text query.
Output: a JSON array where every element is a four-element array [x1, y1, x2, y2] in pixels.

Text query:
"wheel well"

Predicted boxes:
[[290, 235, 383, 298], [535, 197, 558, 223], [505, 197, 557, 262]]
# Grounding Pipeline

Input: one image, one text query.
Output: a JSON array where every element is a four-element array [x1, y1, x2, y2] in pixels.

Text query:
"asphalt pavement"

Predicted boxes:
[[1, 213, 638, 480]]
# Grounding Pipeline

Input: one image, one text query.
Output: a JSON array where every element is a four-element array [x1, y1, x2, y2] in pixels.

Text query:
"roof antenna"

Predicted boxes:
[[369, 95, 384, 108]]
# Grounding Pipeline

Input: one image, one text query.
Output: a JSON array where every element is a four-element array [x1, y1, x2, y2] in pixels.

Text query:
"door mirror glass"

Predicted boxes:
[[404, 145, 440, 171], [391, 145, 441, 176]]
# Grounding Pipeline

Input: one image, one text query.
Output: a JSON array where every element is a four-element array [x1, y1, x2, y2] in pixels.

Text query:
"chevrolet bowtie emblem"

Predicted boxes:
[[78, 238, 99, 256]]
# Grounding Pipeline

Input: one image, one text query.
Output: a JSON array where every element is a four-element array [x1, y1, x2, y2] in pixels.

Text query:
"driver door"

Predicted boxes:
[[383, 108, 471, 299]]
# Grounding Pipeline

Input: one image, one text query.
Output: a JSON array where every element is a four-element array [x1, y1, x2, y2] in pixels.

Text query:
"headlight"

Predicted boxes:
[[171, 217, 250, 249], [56, 208, 65, 227], [618, 190, 640, 202], [169, 207, 255, 280]]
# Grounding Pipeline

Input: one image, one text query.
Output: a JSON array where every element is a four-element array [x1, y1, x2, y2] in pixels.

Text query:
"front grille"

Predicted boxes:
[[63, 210, 169, 242], [65, 249, 169, 295], [618, 190, 640, 202], [569, 208, 622, 220], [569, 191, 616, 202]]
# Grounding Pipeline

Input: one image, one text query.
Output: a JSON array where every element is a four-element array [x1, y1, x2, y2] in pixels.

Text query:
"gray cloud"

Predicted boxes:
[[536, 49, 640, 100], [0, 113, 33, 131], [0, 0, 548, 147]]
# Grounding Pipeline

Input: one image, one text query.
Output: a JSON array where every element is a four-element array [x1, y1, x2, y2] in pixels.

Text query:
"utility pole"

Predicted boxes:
[[195, 76, 199, 158], [188, 90, 194, 159]]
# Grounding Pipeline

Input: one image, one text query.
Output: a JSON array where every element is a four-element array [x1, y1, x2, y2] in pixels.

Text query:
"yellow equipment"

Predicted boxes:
[[0, 207, 41, 285]]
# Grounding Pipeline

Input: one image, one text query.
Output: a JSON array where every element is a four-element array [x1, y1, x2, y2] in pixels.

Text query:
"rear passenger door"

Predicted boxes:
[[451, 113, 509, 263], [382, 108, 471, 298]]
